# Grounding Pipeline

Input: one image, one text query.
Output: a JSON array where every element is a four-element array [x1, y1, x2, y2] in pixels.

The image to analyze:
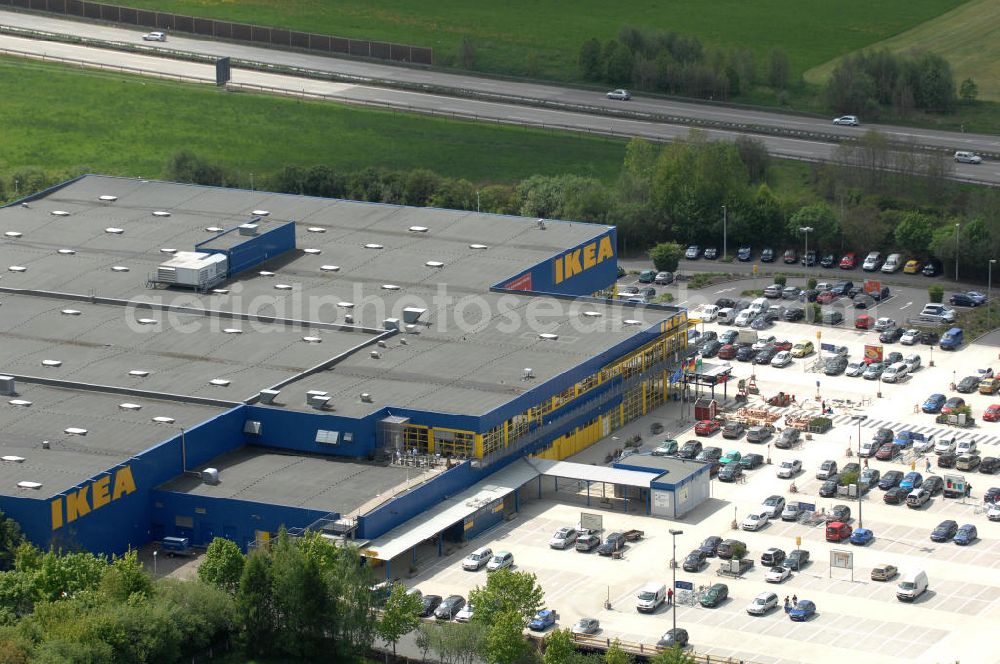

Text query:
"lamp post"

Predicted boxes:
[[989, 259, 996, 330], [669, 528, 683, 635], [153, 550, 158, 576], [852, 415, 868, 528], [955, 223, 961, 281], [799, 226, 813, 268], [722, 205, 728, 261]]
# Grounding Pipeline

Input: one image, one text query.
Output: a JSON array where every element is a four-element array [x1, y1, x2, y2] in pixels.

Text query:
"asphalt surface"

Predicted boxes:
[[1, 10, 999, 185]]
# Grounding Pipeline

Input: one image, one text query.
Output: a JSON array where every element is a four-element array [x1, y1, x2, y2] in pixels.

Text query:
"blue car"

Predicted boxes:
[[954, 524, 978, 546], [900, 472, 923, 491], [922, 394, 946, 413], [849, 528, 874, 545], [529, 609, 558, 631], [893, 431, 915, 448], [788, 600, 816, 621], [737, 246, 753, 261]]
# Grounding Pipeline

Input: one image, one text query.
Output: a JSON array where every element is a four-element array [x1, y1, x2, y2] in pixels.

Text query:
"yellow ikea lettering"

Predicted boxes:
[[50, 465, 137, 531], [553, 236, 616, 284]]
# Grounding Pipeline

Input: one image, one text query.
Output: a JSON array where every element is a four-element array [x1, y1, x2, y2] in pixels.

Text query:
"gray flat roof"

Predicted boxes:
[[159, 446, 432, 515], [528, 457, 655, 487], [616, 454, 708, 478], [0, 382, 228, 498], [0, 176, 679, 418]]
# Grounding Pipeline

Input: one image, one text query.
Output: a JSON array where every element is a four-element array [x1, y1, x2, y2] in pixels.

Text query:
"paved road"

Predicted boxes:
[[2, 9, 1000, 185]]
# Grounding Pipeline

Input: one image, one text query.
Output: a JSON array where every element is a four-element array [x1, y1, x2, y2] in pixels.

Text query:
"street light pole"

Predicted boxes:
[[669, 528, 683, 635], [955, 223, 961, 281], [989, 259, 996, 330], [799, 226, 813, 268], [722, 205, 727, 261], [852, 415, 868, 528]]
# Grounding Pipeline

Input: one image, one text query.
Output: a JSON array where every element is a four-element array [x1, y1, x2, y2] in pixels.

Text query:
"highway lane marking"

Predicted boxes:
[[899, 302, 912, 310], [715, 288, 735, 294]]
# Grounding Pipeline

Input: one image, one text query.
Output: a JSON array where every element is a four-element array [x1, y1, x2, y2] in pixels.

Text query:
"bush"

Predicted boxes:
[[929, 285, 944, 303], [730, 542, 747, 560], [649, 242, 684, 272], [774, 274, 787, 287], [839, 470, 859, 487], [807, 277, 817, 290]]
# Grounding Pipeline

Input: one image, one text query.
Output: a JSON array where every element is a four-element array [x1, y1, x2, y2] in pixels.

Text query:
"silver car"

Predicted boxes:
[[833, 115, 859, 126], [746, 591, 779, 615], [606, 89, 632, 101]]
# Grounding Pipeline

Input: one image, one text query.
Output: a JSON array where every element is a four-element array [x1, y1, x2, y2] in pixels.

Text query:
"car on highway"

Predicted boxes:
[[942, 397, 966, 414], [931, 520, 959, 542], [606, 89, 632, 100], [833, 115, 860, 126], [746, 592, 779, 616], [685, 245, 701, 259], [985, 405, 1000, 422], [951, 291, 987, 307], [955, 151, 983, 164], [435, 595, 466, 620], [700, 583, 729, 608], [777, 459, 802, 479], [142, 31, 167, 41], [683, 549, 708, 572], [550, 527, 578, 549], [529, 609, 557, 631], [741, 510, 769, 531], [572, 617, 600, 635], [850, 528, 874, 545], [657, 628, 688, 648], [954, 524, 978, 545]]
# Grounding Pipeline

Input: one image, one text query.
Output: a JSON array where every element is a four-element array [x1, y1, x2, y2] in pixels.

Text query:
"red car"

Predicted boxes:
[[985, 405, 1000, 422], [816, 291, 838, 304], [783, 249, 798, 264], [840, 253, 857, 269], [772, 340, 793, 352], [875, 442, 897, 460], [695, 420, 721, 436], [855, 314, 874, 330], [825, 521, 851, 542], [718, 344, 737, 360]]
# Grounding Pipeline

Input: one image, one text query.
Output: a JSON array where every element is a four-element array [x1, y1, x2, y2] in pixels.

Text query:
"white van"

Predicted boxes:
[[462, 546, 493, 571], [881, 361, 909, 383], [881, 254, 903, 273], [896, 570, 928, 602], [735, 309, 755, 327], [717, 307, 737, 324], [636, 582, 666, 613], [954, 151, 982, 164], [748, 297, 768, 315]]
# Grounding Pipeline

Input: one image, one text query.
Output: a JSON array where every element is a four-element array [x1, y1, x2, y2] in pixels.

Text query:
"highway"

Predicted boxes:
[[2, 9, 1000, 185]]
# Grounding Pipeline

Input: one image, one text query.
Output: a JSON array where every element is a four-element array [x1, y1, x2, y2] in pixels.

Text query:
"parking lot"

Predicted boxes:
[[409, 309, 1000, 664]]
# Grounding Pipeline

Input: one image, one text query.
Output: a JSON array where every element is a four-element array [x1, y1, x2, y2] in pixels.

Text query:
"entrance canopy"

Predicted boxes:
[[527, 458, 654, 488], [363, 458, 540, 561]]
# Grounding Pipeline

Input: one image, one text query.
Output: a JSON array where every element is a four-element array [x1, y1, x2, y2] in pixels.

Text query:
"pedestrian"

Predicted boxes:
[[784, 597, 790, 613], [821, 400, 826, 412], [926, 458, 931, 473], [863, 458, 868, 469], [966, 482, 972, 498], [667, 588, 673, 606], [792, 594, 798, 606]]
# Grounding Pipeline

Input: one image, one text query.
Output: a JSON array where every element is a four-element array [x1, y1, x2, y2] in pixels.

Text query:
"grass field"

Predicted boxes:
[[0, 57, 627, 184], [805, 0, 1000, 102], [112, 0, 967, 81]]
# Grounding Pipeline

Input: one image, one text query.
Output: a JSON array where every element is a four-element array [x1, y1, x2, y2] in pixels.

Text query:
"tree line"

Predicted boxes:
[[577, 26, 792, 102]]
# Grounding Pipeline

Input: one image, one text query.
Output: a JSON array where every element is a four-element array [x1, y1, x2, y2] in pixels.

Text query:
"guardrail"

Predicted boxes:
[[561, 633, 746, 663]]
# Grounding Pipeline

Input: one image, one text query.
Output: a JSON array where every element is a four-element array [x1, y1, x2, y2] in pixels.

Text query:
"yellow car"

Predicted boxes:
[[903, 259, 921, 274], [790, 340, 814, 358]]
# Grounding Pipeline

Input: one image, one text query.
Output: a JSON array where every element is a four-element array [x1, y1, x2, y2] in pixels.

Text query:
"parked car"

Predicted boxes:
[[420, 595, 443, 617], [699, 536, 723, 557], [760, 248, 775, 263], [462, 547, 493, 571], [737, 246, 753, 261], [922, 394, 947, 413], [879, 470, 904, 490], [816, 460, 838, 480], [746, 426, 772, 443], [825, 521, 851, 542], [455, 603, 474, 622], [923, 476, 944, 495], [596, 533, 626, 556], [791, 340, 814, 357], [818, 479, 839, 497], [942, 397, 966, 414], [652, 439, 679, 456], [789, 599, 816, 621], [486, 551, 514, 572], [683, 549, 708, 572], [883, 487, 907, 504], [575, 530, 601, 552], [695, 419, 721, 436], [654, 271, 674, 285], [685, 245, 701, 259], [783, 307, 805, 322], [880, 327, 905, 344], [922, 259, 943, 277], [740, 453, 765, 470], [871, 564, 898, 582], [435, 595, 467, 620], [657, 628, 688, 648], [718, 463, 743, 483], [529, 609, 558, 631], [741, 511, 769, 531], [862, 251, 883, 271], [954, 524, 978, 545], [777, 459, 802, 478], [746, 591, 779, 616], [938, 452, 957, 469], [820, 253, 836, 268], [951, 291, 987, 307], [772, 350, 793, 367], [775, 428, 800, 449], [572, 618, 600, 635], [956, 455, 981, 472], [716, 539, 745, 560], [906, 488, 930, 508], [550, 527, 579, 549], [765, 565, 791, 583], [930, 520, 959, 542], [957, 375, 981, 393], [850, 528, 874, 545], [783, 248, 798, 264], [700, 583, 729, 608]]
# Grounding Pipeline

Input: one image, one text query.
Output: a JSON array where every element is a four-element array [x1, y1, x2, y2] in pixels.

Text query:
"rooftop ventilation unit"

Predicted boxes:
[[582, 311, 603, 318], [61, 309, 81, 315], [0, 376, 14, 396], [1, 456, 24, 463], [41, 360, 62, 368], [129, 370, 150, 377], [338, 301, 355, 309], [40, 441, 50, 449], [222, 328, 242, 334], [469, 244, 488, 249], [152, 416, 175, 424], [404, 324, 420, 334], [136, 318, 157, 325], [152, 210, 171, 217], [119, 403, 142, 411], [538, 333, 558, 341], [258, 389, 280, 405], [344, 314, 354, 324], [57, 249, 75, 255], [209, 378, 231, 387], [402, 308, 426, 324], [409, 226, 429, 233], [259, 271, 274, 277], [382, 284, 400, 291], [202, 468, 220, 485], [238, 223, 259, 236], [377, 340, 387, 348], [8, 266, 26, 273], [320, 265, 340, 272], [302, 336, 322, 343], [360, 393, 373, 403], [8, 400, 31, 407], [105, 227, 124, 234], [370, 350, 381, 359], [98, 195, 118, 202], [212, 288, 229, 295], [4, 231, 22, 238], [111, 266, 130, 272], [537, 219, 546, 230], [523, 368, 535, 380], [17, 481, 42, 490], [275, 284, 293, 290], [307, 227, 326, 233], [309, 395, 331, 410], [51, 210, 70, 216], [306, 390, 329, 397], [304, 248, 322, 255], [383, 318, 400, 331], [252, 210, 270, 216], [244, 420, 262, 434], [425, 261, 444, 268], [64, 427, 87, 436], [399, 337, 407, 345], [364, 243, 383, 249], [205, 226, 224, 233], [623, 319, 642, 326], [160, 248, 177, 254], [155, 252, 227, 289]]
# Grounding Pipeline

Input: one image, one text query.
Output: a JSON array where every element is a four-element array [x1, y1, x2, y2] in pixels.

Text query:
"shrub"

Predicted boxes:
[[807, 277, 817, 290], [929, 285, 944, 303]]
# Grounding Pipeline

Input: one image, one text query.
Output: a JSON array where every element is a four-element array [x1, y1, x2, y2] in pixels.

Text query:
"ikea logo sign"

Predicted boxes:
[[50, 466, 137, 530], [553, 236, 614, 285]]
